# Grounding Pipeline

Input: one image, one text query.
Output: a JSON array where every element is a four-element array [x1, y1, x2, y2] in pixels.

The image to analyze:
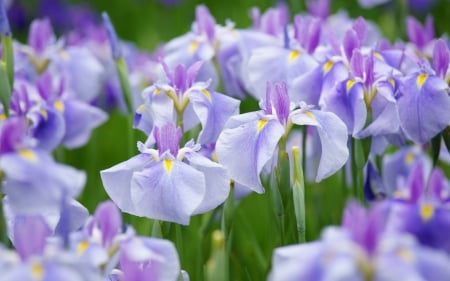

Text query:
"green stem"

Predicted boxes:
[[175, 224, 184, 267], [0, 193, 8, 245], [351, 138, 358, 199], [291, 146, 306, 243], [115, 58, 133, 114], [221, 185, 235, 281], [269, 169, 285, 245], [1, 36, 14, 90]]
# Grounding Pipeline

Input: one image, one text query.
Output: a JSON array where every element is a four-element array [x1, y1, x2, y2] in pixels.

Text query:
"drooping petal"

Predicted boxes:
[[100, 153, 153, 215], [184, 152, 230, 214], [356, 79, 400, 138], [60, 99, 108, 148], [321, 79, 367, 136], [397, 73, 450, 144], [1, 149, 86, 215], [290, 109, 349, 182], [187, 89, 240, 145], [216, 116, 284, 193], [130, 159, 205, 225], [247, 46, 318, 99], [269, 242, 323, 281], [120, 237, 180, 281], [56, 46, 104, 103]]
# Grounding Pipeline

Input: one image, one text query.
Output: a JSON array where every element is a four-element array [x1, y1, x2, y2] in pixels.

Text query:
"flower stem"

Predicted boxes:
[[291, 146, 306, 243]]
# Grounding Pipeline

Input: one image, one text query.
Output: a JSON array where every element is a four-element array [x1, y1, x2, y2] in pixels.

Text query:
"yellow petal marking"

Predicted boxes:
[[416, 73, 428, 89], [373, 52, 384, 61], [201, 89, 212, 102], [404, 152, 415, 165], [54, 100, 64, 112], [163, 159, 173, 174], [40, 109, 48, 120], [19, 149, 38, 163], [289, 50, 300, 62], [0, 113, 5, 121], [304, 111, 316, 119], [189, 41, 199, 54], [77, 240, 89, 255], [420, 203, 434, 222], [31, 262, 44, 280], [257, 119, 268, 133], [212, 152, 218, 163], [136, 104, 146, 113], [323, 60, 334, 75], [388, 78, 395, 89], [346, 79, 356, 92], [154, 88, 161, 95]]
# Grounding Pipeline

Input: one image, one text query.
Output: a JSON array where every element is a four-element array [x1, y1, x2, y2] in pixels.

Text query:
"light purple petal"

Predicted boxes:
[[247, 47, 318, 99], [432, 39, 449, 78], [290, 109, 349, 182], [216, 117, 284, 193], [100, 153, 153, 215], [61, 99, 108, 148], [187, 89, 240, 145], [13, 215, 51, 261], [93, 201, 122, 247], [131, 160, 205, 225], [397, 73, 450, 144], [184, 152, 230, 214]]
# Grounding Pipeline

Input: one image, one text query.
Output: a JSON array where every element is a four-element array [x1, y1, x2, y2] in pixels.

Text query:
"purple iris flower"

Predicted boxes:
[[70, 200, 130, 269], [161, 5, 220, 88], [386, 164, 450, 253], [2, 215, 104, 281], [222, 5, 289, 99], [216, 82, 348, 193], [13, 17, 105, 104], [23, 72, 107, 150], [15, 18, 60, 75], [101, 123, 230, 225], [0, 116, 86, 217], [269, 201, 450, 281], [244, 14, 319, 100], [135, 61, 239, 145]]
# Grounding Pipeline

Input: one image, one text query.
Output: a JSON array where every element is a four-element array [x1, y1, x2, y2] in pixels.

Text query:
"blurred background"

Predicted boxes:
[[8, 0, 450, 51]]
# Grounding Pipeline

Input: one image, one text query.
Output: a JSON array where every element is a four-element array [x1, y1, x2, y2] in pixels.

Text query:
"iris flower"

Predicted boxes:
[[101, 123, 230, 225], [216, 82, 348, 193]]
